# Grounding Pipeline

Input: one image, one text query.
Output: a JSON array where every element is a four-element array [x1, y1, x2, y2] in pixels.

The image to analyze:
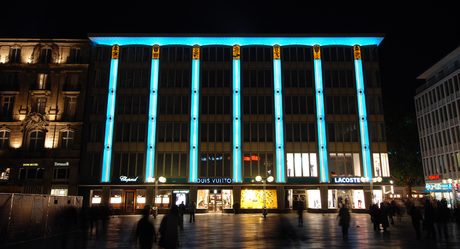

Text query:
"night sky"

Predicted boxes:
[[3, 1, 460, 111]]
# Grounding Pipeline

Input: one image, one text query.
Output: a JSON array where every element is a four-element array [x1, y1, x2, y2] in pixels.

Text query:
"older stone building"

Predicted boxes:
[[0, 39, 89, 196]]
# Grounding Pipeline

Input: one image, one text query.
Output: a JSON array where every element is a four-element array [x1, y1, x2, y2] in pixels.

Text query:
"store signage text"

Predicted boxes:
[[197, 178, 233, 184], [429, 175, 440, 180], [333, 177, 361, 184], [54, 162, 69, 166], [173, 190, 190, 194], [425, 183, 452, 190], [119, 176, 139, 182], [23, 163, 38, 166]]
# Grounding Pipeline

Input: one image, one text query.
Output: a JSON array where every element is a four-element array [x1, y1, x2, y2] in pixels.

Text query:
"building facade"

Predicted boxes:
[[415, 46, 460, 208], [0, 39, 90, 196], [79, 34, 390, 213]]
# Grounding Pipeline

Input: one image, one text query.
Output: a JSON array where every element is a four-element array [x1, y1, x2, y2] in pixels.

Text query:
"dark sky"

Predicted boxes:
[[3, 1, 460, 111]]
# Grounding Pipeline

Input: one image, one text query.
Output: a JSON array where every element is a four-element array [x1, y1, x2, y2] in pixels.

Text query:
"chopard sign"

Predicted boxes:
[[119, 176, 139, 182]]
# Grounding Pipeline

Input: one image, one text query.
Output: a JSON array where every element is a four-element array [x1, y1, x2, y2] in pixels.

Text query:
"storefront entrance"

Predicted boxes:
[[209, 193, 223, 212], [125, 190, 135, 213], [293, 191, 306, 210]]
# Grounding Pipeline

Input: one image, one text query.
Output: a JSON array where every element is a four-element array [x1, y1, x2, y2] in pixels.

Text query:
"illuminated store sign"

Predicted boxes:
[[119, 176, 139, 183], [54, 162, 69, 166], [333, 177, 362, 184], [196, 178, 233, 184], [425, 183, 452, 190], [173, 190, 190, 194], [23, 163, 38, 166], [428, 175, 440, 180]]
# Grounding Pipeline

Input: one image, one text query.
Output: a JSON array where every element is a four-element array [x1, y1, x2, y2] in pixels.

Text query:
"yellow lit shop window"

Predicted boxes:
[[240, 189, 277, 209]]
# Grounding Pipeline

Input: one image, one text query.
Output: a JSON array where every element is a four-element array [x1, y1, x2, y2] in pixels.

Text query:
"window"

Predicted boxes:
[[328, 123, 359, 142], [283, 69, 314, 88], [65, 73, 79, 90], [85, 153, 101, 178], [34, 97, 47, 114], [88, 122, 104, 142], [89, 95, 106, 114], [40, 48, 52, 63], [2, 96, 14, 120], [0, 131, 10, 150], [284, 96, 315, 115], [29, 131, 45, 152], [199, 153, 231, 177], [156, 153, 187, 177], [68, 48, 81, 63], [158, 96, 189, 115], [160, 46, 191, 62], [0, 168, 10, 180], [19, 168, 44, 180], [200, 123, 230, 142], [159, 69, 190, 88], [53, 168, 69, 180], [241, 47, 271, 62], [200, 69, 231, 88], [157, 123, 188, 143], [242, 123, 273, 142], [120, 46, 151, 62], [286, 153, 318, 177], [115, 123, 147, 142], [64, 97, 77, 121], [282, 47, 313, 62], [285, 123, 316, 142], [60, 131, 74, 149], [95, 46, 111, 62], [201, 96, 231, 115], [241, 69, 273, 88], [328, 153, 359, 176], [94, 70, 109, 87], [36, 73, 49, 89], [241, 153, 274, 178], [201, 46, 231, 62], [118, 70, 150, 88], [373, 153, 390, 177], [9, 48, 21, 63], [2, 73, 19, 90], [325, 96, 356, 114]]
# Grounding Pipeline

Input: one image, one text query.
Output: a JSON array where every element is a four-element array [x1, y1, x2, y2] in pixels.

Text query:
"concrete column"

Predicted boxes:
[[277, 186, 285, 211], [146, 186, 155, 207], [189, 186, 198, 205], [102, 185, 110, 207], [320, 185, 328, 211], [363, 185, 371, 210], [233, 186, 241, 206]]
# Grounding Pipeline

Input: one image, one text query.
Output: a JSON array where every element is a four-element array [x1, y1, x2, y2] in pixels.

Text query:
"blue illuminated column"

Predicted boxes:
[[145, 45, 160, 182], [273, 45, 285, 183], [232, 45, 242, 183], [353, 45, 372, 180], [189, 45, 200, 183], [313, 45, 329, 183], [101, 45, 120, 183]]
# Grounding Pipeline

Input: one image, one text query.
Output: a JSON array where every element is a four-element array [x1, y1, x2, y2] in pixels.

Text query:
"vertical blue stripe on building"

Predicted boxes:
[[273, 59, 285, 183], [146, 58, 159, 182], [314, 58, 329, 183], [189, 59, 200, 182], [233, 58, 242, 183]]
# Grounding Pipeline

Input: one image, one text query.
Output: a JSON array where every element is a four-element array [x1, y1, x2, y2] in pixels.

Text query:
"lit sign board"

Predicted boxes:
[[428, 175, 440, 180], [333, 177, 362, 184], [119, 176, 139, 183], [425, 183, 452, 190], [196, 178, 233, 184], [23, 163, 38, 166], [173, 190, 190, 194], [54, 162, 69, 166]]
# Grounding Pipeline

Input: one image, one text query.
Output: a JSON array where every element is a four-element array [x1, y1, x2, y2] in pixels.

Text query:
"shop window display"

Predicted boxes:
[[222, 190, 233, 209], [241, 189, 277, 209], [328, 189, 337, 209], [352, 190, 365, 209], [197, 189, 209, 209], [91, 189, 102, 206], [155, 195, 170, 208], [175, 192, 187, 206], [110, 189, 123, 210], [372, 190, 382, 205], [307, 189, 321, 209], [337, 190, 351, 208], [373, 153, 390, 177], [51, 189, 68, 196], [137, 189, 146, 209]]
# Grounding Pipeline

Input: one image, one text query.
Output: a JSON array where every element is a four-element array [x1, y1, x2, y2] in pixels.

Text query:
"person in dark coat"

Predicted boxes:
[[379, 202, 389, 231], [159, 205, 182, 249], [135, 208, 156, 249], [424, 200, 436, 239], [435, 200, 449, 238], [189, 201, 196, 223], [297, 201, 304, 226], [338, 206, 350, 238], [370, 204, 380, 231], [410, 205, 422, 239]]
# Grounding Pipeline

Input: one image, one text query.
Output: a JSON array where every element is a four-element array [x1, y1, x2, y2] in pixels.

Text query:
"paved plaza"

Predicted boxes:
[[5, 212, 460, 249]]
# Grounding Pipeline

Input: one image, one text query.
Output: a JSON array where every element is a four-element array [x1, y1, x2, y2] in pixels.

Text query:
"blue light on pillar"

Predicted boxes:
[[273, 45, 285, 183], [101, 45, 119, 183], [354, 45, 372, 180], [313, 45, 329, 183], [189, 45, 200, 183], [145, 45, 160, 182], [232, 45, 242, 183]]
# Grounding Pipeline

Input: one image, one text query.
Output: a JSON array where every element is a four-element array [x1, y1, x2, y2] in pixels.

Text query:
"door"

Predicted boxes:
[[209, 194, 223, 212], [125, 191, 135, 213]]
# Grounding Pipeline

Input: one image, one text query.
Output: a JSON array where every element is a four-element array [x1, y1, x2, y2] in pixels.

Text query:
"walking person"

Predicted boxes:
[[178, 201, 185, 227], [371, 204, 381, 231], [159, 205, 182, 249], [135, 207, 156, 249], [410, 204, 422, 239], [379, 202, 389, 231], [297, 201, 304, 226], [338, 205, 350, 238], [424, 200, 437, 239], [189, 201, 196, 223]]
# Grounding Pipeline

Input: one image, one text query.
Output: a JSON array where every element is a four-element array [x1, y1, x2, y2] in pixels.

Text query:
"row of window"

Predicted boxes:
[[158, 96, 190, 115], [285, 123, 316, 142], [201, 95, 231, 115], [418, 101, 459, 131], [156, 153, 188, 178], [6, 48, 82, 64], [0, 130, 74, 151], [423, 154, 460, 176], [112, 153, 145, 179], [420, 126, 460, 151], [242, 69, 273, 88], [116, 95, 148, 115], [160, 69, 191, 88], [324, 70, 355, 88], [200, 123, 231, 142], [200, 153, 232, 177], [242, 153, 274, 178], [284, 96, 315, 114], [326, 96, 357, 115], [242, 123, 274, 142], [118, 70, 150, 88], [157, 123, 189, 142], [1, 73, 80, 91], [115, 123, 147, 143], [416, 73, 460, 112], [283, 69, 314, 88], [242, 96, 273, 115]]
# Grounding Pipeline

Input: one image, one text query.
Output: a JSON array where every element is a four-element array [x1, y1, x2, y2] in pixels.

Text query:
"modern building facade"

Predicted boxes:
[[0, 38, 90, 196], [415, 46, 460, 208], [79, 34, 390, 213]]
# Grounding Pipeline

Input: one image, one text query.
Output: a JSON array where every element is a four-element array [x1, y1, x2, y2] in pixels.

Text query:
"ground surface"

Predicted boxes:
[[4, 212, 460, 248]]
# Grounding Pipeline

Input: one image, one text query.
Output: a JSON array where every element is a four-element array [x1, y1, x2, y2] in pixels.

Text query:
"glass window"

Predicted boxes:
[[307, 190, 321, 209], [352, 190, 365, 209], [60, 131, 74, 149]]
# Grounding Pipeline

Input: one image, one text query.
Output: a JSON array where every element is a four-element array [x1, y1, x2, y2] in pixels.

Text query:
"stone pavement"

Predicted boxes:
[[4, 212, 460, 249]]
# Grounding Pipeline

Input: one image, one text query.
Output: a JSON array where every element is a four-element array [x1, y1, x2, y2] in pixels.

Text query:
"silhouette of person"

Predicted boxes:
[[338, 206, 350, 238], [424, 200, 436, 239], [135, 207, 156, 249], [189, 201, 196, 223], [159, 205, 182, 249], [410, 204, 422, 239], [297, 201, 304, 225]]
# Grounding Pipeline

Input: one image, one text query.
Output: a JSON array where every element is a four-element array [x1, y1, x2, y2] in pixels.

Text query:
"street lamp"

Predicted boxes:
[[147, 176, 166, 218], [256, 175, 274, 218]]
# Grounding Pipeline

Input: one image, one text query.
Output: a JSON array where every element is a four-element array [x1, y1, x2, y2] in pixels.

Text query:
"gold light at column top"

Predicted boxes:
[[112, 45, 119, 59], [313, 45, 321, 59], [192, 45, 200, 60], [353, 45, 361, 60], [233, 45, 240, 59], [273, 45, 281, 59], [152, 45, 160, 59]]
